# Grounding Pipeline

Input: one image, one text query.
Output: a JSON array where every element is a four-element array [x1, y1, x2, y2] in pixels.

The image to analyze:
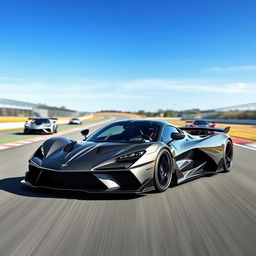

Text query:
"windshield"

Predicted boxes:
[[31, 119, 50, 125], [87, 122, 160, 143], [194, 120, 208, 125]]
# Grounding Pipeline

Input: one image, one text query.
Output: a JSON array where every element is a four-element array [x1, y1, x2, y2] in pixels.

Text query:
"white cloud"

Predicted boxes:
[[118, 79, 256, 94], [1, 79, 255, 99], [1, 78, 255, 111], [0, 76, 27, 81], [207, 66, 256, 71]]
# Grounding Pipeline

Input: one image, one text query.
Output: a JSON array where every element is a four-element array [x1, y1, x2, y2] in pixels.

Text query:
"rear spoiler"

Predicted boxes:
[[180, 127, 230, 134], [27, 117, 58, 120]]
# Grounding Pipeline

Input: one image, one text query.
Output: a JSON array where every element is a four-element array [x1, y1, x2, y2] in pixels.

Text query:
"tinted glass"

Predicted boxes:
[[87, 122, 160, 143], [161, 126, 179, 142], [194, 120, 208, 125], [32, 119, 50, 125]]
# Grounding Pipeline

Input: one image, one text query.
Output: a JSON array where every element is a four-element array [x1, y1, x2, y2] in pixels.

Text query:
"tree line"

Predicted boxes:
[[99, 109, 256, 120]]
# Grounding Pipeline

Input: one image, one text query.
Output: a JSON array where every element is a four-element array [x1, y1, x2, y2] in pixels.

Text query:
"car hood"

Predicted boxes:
[[40, 141, 153, 171]]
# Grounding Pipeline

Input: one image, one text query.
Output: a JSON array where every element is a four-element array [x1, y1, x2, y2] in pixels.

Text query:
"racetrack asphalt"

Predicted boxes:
[[0, 116, 256, 256]]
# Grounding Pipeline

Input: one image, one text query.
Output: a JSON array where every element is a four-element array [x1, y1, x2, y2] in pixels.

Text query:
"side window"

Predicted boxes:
[[161, 126, 179, 142]]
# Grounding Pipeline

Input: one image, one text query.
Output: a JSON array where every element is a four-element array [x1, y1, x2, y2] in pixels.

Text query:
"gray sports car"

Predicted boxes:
[[24, 118, 58, 134], [21, 120, 233, 194]]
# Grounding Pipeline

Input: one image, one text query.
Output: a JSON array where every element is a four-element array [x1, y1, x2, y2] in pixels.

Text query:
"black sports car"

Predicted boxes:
[[21, 120, 233, 194]]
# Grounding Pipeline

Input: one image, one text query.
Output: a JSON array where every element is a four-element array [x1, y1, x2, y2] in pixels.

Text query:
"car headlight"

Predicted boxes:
[[46, 124, 51, 127], [118, 150, 146, 160], [40, 146, 44, 156]]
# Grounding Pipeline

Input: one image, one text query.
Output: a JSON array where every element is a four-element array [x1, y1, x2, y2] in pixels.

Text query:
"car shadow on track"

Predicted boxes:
[[0, 176, 144, 201], [12, 132, 51, 135]]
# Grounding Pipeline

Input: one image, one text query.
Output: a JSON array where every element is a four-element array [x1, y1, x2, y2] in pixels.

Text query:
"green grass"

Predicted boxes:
[[0, 135, 37, 144]]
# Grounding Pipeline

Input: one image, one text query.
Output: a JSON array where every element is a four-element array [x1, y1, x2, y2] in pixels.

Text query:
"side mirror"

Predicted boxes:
[[81, 129, 89, 139], [171, 132, 185, 140]]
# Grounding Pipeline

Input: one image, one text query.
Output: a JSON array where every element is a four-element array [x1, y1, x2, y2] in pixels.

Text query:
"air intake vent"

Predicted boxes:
[[63, 141, 76, 152]]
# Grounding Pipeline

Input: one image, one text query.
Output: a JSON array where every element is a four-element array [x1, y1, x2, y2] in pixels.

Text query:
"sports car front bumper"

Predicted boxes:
[[25, 128, 53, 134], [22, 163, 155, 194]]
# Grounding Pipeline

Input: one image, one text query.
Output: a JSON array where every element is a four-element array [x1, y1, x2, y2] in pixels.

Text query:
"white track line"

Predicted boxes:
[[234, 143, 256, 151], [0, 146, 9, 150], [14, 140, 32, 144], [3, 143, 22, 146]]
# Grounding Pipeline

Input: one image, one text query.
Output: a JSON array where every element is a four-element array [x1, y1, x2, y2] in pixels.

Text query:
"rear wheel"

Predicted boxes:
[[154, 149, 173, 192], [222, 139, 233, 172]]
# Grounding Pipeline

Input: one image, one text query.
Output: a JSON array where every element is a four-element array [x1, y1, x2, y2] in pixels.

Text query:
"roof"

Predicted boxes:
[[111, 119, 169, 127]]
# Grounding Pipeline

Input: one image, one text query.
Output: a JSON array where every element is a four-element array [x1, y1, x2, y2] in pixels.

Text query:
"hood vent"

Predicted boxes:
[[96, 145, 128, 154], [63, 141, 76, 153]]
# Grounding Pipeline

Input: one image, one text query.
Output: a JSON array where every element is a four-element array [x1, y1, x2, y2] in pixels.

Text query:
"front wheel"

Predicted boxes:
[[222, 139, 233, 172], [154, 149, 173, 192]]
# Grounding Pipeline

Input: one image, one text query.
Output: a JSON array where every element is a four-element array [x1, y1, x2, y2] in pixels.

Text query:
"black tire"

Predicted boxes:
[[222, 139, 233, 172], [154, 149, 173, 192]]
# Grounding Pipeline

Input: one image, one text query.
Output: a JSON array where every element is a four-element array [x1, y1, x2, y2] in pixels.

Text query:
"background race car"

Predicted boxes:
[[69, 118, 82, 125], [24, 118, 58, 134]]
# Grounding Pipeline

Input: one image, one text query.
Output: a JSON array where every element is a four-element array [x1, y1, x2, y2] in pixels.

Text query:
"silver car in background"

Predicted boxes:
[[69, 118, 82, 125], [24, 118, 58, 134]]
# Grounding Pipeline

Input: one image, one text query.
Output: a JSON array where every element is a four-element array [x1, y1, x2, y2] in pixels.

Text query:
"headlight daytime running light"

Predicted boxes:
[[40, 146, 44, 156], [118, 150, 146, 160]]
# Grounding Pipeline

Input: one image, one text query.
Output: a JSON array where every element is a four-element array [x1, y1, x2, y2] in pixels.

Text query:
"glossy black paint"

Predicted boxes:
[[23, 119, 232, 193]]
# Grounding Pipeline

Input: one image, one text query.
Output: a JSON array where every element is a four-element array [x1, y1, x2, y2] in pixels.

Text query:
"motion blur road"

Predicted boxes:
[[0, 116, 256, 256]]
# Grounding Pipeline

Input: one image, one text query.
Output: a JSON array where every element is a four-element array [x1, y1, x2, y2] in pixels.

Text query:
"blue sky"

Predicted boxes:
[[0, 0, 256, 111]]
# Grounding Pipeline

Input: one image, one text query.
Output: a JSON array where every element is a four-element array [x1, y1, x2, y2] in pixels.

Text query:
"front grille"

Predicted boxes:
[[29, 129, 44, 133], [37, 169, 107, 190], [25, 166, 141, 191]]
